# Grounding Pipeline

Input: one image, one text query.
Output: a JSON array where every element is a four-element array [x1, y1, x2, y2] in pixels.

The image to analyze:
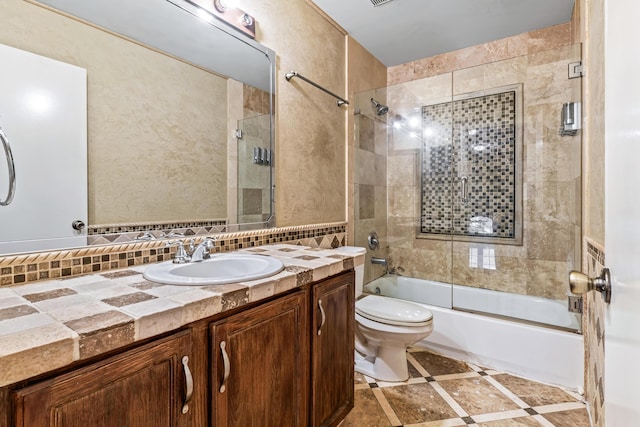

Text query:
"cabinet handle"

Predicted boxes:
[[181, 356, 193, 415], [317, 299, 326, 336], [220, 341, 230, 393]]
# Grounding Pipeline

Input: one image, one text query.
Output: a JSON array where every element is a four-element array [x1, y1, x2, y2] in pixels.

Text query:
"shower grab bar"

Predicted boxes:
[[461, 176, 468, 204], [0, 124, 16, 206], [285, 71, 349, 107]]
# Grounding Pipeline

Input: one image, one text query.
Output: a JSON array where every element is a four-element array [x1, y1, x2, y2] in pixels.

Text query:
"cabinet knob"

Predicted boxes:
[[72, 220, 85, 231]]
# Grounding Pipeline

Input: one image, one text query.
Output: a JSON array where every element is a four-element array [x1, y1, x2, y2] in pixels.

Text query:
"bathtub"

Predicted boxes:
[[363, 275, 584, 390]]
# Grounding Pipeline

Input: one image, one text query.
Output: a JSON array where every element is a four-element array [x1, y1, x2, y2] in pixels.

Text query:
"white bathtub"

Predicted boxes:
[[363, 275, 584, 390]]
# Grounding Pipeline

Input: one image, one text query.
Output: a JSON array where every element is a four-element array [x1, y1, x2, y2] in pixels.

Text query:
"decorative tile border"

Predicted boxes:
[[583, 236, 605, 427], [586, 239, 605, 269], [87, 219, 228, 245], [0, 222, 347, 287], [88, 219, 228, 235]]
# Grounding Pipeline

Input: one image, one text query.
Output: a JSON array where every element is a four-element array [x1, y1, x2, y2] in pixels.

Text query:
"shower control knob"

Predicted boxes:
[[72, 220, 85, 231]]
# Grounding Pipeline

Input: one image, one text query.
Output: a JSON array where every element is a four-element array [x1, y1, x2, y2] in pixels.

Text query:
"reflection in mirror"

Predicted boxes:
[[0, 0, 275, 255]]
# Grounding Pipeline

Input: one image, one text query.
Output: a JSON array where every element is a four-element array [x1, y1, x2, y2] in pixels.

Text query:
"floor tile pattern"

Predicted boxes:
[[344, 348, 590, 427]]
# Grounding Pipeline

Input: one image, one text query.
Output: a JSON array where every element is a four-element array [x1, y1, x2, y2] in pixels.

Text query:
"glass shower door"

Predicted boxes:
[[235, 114, 272, 226]]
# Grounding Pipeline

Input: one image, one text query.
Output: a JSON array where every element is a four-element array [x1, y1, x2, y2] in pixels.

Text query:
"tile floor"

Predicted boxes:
[[343, 347, 590, 427]]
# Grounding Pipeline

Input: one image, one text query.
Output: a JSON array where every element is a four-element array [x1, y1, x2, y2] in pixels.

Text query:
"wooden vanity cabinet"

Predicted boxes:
[[6, 270, 356, 427], [209, 290, 309, 427], [310, 272, 355, 427], [12, 330, 196, 427]]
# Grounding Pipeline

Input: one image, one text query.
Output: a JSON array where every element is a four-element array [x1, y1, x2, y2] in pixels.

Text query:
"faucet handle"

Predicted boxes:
[[166, 240, 191, 264], [200, 237, 217, 259]]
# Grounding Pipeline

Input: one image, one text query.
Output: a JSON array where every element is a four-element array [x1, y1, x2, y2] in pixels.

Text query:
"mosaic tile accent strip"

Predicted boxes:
[[87, 219, 228, 246], [0, 222, 346, 287], [587, 240, 605, 268], [344, 347, 589, 427], [583, 237, 605, 427], [420, 88, 519, 240]]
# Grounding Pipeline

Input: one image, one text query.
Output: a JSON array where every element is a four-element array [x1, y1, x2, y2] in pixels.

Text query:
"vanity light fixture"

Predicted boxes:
[[213, 0, 228, 12], [170, 0, 257, 38]]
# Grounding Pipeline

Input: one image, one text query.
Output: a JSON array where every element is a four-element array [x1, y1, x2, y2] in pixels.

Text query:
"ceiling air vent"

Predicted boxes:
[[370, 0, 395, 6]]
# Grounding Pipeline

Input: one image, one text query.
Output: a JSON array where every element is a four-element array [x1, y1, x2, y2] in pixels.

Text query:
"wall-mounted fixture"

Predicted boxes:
[[560, 102, 581, 136], [285, 71, 349, 107], [169, 0, 256, 38], [367, 231, 379, 250], [370, 98, 388, 116], [253, 147, 271, 165]]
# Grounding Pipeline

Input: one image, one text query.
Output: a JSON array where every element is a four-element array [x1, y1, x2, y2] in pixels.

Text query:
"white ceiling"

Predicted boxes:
[[311, 0, 575, 67]]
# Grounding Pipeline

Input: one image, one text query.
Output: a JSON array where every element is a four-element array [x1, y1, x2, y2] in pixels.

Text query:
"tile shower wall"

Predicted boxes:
[[420, 90, 518, 240]]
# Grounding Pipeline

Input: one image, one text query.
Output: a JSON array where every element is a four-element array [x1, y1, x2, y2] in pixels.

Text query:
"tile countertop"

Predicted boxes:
[[0, 244, 365, 388]]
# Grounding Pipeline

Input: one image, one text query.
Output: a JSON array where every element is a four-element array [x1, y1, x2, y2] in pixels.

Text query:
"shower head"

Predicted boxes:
[[370, 98, 389, 116]]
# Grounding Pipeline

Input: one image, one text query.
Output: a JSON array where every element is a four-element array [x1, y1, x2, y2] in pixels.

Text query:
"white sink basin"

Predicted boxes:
[[143, 253, 284, 285]]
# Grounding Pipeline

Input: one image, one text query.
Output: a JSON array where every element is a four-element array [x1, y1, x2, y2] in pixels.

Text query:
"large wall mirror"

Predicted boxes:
[[0, 0, 275, 255]]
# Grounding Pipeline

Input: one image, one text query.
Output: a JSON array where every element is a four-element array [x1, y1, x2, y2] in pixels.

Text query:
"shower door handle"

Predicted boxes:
[[0, 125, 16, 206], [460, 177, 468, 204]]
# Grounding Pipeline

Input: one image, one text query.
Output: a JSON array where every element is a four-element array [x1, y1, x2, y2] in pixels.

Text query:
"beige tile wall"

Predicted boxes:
[[388, 23, 572, 86], [233, 0, 348, 226]]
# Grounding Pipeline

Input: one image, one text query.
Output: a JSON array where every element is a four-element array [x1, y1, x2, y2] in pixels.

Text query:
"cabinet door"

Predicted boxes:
[[13, 331, 194, 427], [211, 291, 308, 427], [311, 272, 355, 427]]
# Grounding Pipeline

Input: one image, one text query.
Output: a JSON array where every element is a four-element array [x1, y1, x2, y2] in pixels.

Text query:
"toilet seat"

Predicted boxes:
[[356, 295, 433, 327]]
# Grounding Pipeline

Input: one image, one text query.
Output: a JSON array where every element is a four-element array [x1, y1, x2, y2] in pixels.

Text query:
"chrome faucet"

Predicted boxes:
[[168, 240, 191, 264], [190, 238, 217, 262], [167, 237, 217, 264]]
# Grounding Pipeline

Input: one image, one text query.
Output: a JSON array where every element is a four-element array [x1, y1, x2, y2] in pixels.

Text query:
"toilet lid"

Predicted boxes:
[[356, 295, 433, 327]]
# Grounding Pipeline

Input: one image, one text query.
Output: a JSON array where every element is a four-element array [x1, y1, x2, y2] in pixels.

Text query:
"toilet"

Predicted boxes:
[[341, 247, 434, 382]]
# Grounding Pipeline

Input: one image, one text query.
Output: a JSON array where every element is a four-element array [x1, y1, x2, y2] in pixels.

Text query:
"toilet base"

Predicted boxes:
[[354, 345, 410, 382]]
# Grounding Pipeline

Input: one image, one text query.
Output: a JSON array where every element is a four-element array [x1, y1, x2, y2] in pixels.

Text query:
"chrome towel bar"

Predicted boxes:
[[285, 70, 349, 107]]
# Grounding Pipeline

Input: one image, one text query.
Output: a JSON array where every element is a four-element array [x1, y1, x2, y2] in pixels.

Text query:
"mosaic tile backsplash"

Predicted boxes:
[[0, 223, 346, 287], [421, 89, 518, 240]]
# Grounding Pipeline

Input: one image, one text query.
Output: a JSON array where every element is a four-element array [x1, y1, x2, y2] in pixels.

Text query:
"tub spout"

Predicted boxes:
[[371, 257, 389, 273], [371, 257, 387, 267]]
